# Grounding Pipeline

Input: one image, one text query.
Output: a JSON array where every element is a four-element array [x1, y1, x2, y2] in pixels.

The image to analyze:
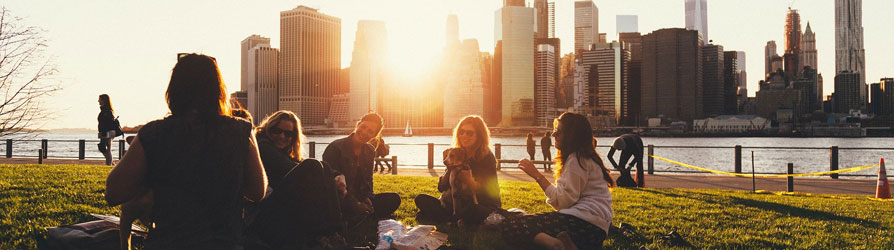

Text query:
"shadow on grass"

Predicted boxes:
[[729, 197, 878, 227]]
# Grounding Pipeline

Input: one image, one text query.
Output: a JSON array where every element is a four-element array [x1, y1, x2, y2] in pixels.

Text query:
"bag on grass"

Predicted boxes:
[[392, 225, 447, 250]]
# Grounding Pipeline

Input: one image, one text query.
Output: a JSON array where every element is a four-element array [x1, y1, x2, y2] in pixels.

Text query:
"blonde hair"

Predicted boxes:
[[451, 115, 492, 160], [257, 110, 305, 161]]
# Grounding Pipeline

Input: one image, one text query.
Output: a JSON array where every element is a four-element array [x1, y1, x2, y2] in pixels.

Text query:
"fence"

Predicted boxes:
[[2, 139, 891, 178]]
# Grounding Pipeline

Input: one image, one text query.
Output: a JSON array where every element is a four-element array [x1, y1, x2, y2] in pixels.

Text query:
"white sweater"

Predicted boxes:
[[544, 152, 613, 233]]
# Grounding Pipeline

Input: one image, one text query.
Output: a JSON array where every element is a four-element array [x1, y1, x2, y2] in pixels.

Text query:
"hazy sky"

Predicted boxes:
[[4, 0, 893, 129]]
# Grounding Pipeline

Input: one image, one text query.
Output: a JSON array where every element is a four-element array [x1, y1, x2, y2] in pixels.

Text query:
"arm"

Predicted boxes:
[[105, 135, 148, 206], [519, 159, 551, 191], [322, 145, 347, 197], [607, 147, 619, 170], [543, 158, 588, 210], [243, 132, 268, 202], [437, 168, 452, 192]]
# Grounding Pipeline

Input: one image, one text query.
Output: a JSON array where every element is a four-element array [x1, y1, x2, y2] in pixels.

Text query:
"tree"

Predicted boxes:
[[0, 7, 60, 136]]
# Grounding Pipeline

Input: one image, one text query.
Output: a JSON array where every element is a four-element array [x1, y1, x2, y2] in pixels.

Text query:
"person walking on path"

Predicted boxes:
[[541, 132, 552, 172], [504, 112, 614, 250], [527, 132, 537, 160], [607, 134, 645, 188], [97, 94, 117, 165], [372, 137, 391, 173]]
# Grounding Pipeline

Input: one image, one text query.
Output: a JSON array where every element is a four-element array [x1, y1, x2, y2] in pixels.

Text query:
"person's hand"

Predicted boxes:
[[334, 175, 347, 197], [517, 159, 540, 179], [359, 198, 374, 214]]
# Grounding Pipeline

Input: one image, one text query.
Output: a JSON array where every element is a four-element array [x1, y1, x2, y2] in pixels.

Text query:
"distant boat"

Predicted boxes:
[[403, 120, 413, 137]]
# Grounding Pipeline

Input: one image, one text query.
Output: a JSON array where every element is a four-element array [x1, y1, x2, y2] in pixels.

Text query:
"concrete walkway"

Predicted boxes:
[[2, 157, 885, 196]]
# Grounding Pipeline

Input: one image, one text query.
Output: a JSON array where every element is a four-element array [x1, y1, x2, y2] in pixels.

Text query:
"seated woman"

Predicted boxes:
[[415, 115, 501, 226], [503, 112, 615, 250], [246, 110, 345, 249], [105, 53, 267, 249]]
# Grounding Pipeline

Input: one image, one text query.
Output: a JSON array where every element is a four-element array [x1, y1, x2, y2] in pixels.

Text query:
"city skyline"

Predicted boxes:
[[5, 0, 894, 129]]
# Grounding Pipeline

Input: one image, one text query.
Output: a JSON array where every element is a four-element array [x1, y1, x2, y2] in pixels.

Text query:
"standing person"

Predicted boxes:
[[372, 137, 391, 173], [504, 112, 614, 250], [526, 132, 537, 160], [415, 115, 502, 226], [541, 132, 552, 172], [322, 113, 400, 226], [97, 94, 117, 165], [247, 110, 346, 249], [105, 54, 267, 249], [607, 134, 645, 188]]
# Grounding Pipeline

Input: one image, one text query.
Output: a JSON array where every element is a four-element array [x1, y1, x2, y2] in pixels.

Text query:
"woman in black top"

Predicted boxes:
[[97, 94, 116, 165], [105, 54, 267, 250], [415, 115, 501, 226]]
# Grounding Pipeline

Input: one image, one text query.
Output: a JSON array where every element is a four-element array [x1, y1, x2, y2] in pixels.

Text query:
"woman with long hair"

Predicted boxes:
[[415, 115, 501, 226], [97, 94, 116, 165], [503, 112, 614, 250], [105, 53, 267, 249]]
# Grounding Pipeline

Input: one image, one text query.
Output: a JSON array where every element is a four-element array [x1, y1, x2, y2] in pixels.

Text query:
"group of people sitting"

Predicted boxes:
[[104, 54, 622, 250]]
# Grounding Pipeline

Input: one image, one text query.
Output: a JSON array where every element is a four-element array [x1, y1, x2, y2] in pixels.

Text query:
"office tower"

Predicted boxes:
[[548, 1, 556, 38], [835, 0, 867, 104], [581, 42, 630, 126], [685, 0, 708, 43], [495, 5, 535, 126], [620, 32, 643, 125], [349, 20, 387, 122], [617, 15, 638, 33], [880, 78, 894, 116], [558, 53, 576, 109], [736, 51, 747, 94], [279, 6, 341, 126], [488, 41, 503, 126], [535, 0, 549, 39], [247, 45, 280, 124], [794, 66, 820, 112], [480, 52, 499, 125], [784, 9, 801, 81], [756, 71, 807, 121], [444, 39, 484, 126], [535, 44, 557, 127], [834, 71, 861, 113], [599, 33, 607, 44], [702, 44, 724, 117], [505, 0, 525, 7], [870, 83, 882, 114], [241, 35, 270, 92], [572, 59, 587, 113], [641, 28, 703, 122], [801, 22, 817, 70], [574, 1, 598, 53], [536, 37, 561, 114], [723, 51, 738, 115], [446, 15, 459, 49], [765, 41, 777, 76]]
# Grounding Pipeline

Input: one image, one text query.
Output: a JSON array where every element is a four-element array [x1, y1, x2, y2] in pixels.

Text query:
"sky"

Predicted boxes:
[[3, 0, 893, 129]]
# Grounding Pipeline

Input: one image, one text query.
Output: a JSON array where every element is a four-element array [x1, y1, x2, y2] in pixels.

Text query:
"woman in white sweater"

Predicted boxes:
[[503, 112, 615, 250]]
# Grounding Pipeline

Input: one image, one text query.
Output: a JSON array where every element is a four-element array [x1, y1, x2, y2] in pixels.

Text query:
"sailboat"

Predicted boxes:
[[403, 120, 413, 137]]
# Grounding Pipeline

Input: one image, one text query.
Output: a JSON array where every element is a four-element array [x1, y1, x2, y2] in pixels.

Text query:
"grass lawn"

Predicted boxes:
[[1, 163, 893, 249]]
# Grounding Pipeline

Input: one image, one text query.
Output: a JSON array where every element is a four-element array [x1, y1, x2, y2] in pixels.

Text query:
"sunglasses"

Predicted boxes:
[[458, 129, 476, 137], [269, 127, 297, 138]]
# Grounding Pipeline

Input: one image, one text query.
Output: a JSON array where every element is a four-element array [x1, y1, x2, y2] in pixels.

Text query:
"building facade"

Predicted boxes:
[[801, 22, 817, 70], [685, 0, 708, 43], [616, 15, 638, 33], [444, 39, 485, 126], [279, 6, 341, 126], [702, 44, 724, 117], [834, 71, 862, 113], [880, 78, 894, 116], [765, 41, 777, 76], [349, 20, 387, 123], [241, 35, 270, 93], [535, 44, 557, 127], [496, 5, 535, 126], [835, 0, 867, 103], [784, 9, 802, 81], [641, 28, 703, 122], [247, 45, 279, 124], [582, 42, 630, 126], [723, 51, 738, 115], [574, 1, 598, 53]]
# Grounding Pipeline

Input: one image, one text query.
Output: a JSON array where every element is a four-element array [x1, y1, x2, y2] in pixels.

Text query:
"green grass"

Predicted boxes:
[[1, 164, 893, 249]]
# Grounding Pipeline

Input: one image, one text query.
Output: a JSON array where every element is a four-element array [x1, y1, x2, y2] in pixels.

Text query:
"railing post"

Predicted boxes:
[[428, 143, 434, 169], [41, 139, 48, 159], [647, 144, 654, 175], [787, 163, 794, 192], [494, 143, 502, 170], [309, 141, 316, 158], [78, 140, 86, 160], [5, 139, 11, 158], [391, 156, 398, 175], [735, 145, 742, 173], [38, 149, 43, 164], [830, 146, 839, 179], [118, 139, 125, 159]]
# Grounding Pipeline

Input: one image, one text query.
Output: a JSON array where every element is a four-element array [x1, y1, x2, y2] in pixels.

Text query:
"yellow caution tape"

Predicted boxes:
[[650, 155, 878, 178]]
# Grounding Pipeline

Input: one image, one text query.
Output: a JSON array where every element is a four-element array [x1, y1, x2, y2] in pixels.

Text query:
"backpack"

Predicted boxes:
[[112, 116, 124, 137]]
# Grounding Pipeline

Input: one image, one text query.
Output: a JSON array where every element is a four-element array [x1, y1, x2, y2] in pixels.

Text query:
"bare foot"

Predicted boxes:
[[557, 231, 579, 250], [534, 233, 564, 250]]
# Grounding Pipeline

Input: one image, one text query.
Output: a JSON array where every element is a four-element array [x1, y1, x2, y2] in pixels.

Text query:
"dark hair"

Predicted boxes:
[[231, 108, 253, 124], [166, 53, 230, 117], [357, 112, 384, 137], [553, 112, 613, 187], [99, 94, 113, 112]]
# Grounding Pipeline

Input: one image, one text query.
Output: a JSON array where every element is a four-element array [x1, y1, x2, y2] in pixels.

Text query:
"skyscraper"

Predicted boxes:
[[535, 44, 557, 127], [581, 42, 630, 126], [504, 0, 525, 7], [241, 35, 270, 92], [446, 15, 459, 49], [279, 6, 341, 126], [534, 0, 549, 39], [784, 9, 801, 81], [879, 78, 894, 116], [247, 45, 279, 124], [801, 22, 817, 70], [736, 51, 747, 97], [765, 41, 777, 76], [722, 51, 738, 115], [835, 0, 867, 104], [616, 15, 638, 33], [834, 71, 861, 113], [685, 0, 708, 43], [641, 28, 703, 122], [444, 39, 485, 126], [574, 1, 598, 53], [349, 20, 387, 122], [702, 44, 724, 117], [794, 66, 821, 112], [495, 4, 535, 126], [620, 32, 643, 125], [548, 1, 556, 38]]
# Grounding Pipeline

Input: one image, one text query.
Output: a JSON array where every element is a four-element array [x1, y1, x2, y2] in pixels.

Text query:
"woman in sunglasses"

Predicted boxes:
[[414, 115, 501, 226]]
